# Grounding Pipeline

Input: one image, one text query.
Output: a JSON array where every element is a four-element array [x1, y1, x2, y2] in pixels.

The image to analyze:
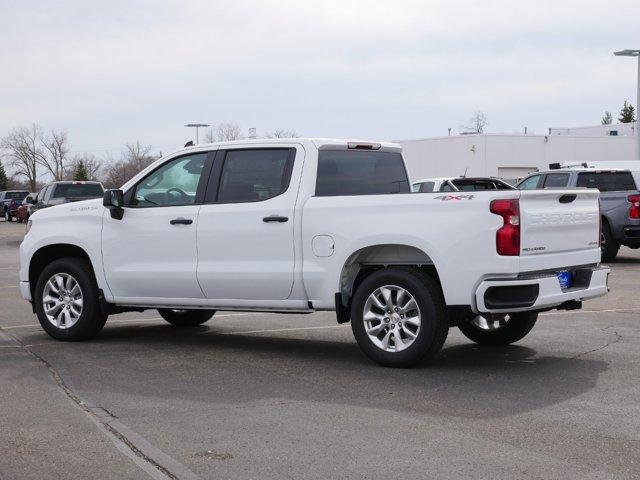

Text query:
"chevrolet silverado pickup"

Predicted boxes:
[[19, 139, 610, 367]]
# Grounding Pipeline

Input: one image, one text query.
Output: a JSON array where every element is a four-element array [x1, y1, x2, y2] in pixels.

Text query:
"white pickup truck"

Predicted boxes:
[[20, 139, 610, 367]]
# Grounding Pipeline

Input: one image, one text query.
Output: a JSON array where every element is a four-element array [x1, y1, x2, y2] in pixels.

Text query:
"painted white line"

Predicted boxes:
[[0, 312, 259, 330], [220, 324, 349, 335], [541, 308, 640, 316]]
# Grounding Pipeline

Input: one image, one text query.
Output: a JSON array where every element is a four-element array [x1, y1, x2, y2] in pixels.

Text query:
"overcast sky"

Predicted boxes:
[[1, 0, 639, 158]]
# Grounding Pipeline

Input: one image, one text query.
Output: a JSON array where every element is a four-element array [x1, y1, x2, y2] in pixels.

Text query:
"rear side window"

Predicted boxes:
[[414, 181, 435, 193], [217, 149, 293, 203], [316, 150, 409, 196], [576, 172, 636, 192], [542, 173, 570, 188], [53, 183, 104, 199], [518, 175, 542, 190]]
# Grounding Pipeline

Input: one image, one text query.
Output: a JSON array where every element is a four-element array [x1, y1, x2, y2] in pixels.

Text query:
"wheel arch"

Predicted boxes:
[[337, 244, 442, 314], [28, 243, 97, 299]]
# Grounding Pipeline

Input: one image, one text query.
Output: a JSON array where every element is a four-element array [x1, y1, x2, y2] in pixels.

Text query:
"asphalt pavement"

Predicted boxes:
[[1, 220, 639, 479]]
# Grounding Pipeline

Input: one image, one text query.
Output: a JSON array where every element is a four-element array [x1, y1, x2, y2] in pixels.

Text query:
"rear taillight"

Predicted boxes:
[[490, 199, 520, 256], [629, 194, 640, 219]]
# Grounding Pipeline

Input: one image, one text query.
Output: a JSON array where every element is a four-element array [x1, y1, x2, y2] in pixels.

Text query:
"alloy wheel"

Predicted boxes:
[[363, 285, 421, 352], [42, 273, 84, 329]]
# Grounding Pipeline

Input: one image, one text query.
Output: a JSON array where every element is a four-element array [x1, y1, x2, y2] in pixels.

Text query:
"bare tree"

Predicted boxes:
[[215, 123, 243, 141], [40, 129, 69, 180], [203, 128, 216, 143], [65, 153, 102, 181], [462, 111, 488, 134], [102, 141, 156, 188], [0, 124, 45, 191], [265, 129, 298, 138]]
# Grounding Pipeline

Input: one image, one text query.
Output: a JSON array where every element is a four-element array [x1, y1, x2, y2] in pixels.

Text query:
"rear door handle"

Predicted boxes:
[[263, 215, 288, 223], [170, 218, 193, 225], [559, 194, 577, 203]]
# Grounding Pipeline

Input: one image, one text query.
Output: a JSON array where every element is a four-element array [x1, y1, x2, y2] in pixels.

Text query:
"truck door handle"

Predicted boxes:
[[263, 215, 288, 223], [170, 218, 193, 225], [559, 194, 577, 203]]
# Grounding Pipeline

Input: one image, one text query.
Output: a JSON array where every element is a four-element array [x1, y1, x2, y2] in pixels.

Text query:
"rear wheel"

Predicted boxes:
[[458, 312, 538, 346], [350, 268, 448, 367], [158, 309, 215, 327], [600, 221, 619, 262], [35, 258, 107, 340]]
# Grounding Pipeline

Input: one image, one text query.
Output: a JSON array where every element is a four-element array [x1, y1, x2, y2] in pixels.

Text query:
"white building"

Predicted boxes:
[[398, 123, 637, 183]]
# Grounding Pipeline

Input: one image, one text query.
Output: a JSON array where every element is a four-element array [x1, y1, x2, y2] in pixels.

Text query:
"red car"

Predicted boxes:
[[16, 194, 36, 223]]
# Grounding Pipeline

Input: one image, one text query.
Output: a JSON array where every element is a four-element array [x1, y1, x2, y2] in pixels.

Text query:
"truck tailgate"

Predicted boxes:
[[519, 189, 601, 269]]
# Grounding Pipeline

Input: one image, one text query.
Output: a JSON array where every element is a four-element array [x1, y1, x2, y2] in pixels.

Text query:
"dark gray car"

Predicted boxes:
[[30, 181, 105, 213], [517, 168, 640, 261]]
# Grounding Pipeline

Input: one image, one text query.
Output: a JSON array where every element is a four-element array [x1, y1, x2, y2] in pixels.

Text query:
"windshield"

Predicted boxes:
[[5, 191, 29, 200], [52, 183, 104, 199]]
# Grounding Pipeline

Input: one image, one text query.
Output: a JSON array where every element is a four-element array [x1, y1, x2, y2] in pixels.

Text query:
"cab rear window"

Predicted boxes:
[[576, 172, 636, 192], [316, 151, 410, 196], [53, 183, 104, 198]]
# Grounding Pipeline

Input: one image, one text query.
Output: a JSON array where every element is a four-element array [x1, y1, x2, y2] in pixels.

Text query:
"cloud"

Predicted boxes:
[[0, 0, 639, 154]]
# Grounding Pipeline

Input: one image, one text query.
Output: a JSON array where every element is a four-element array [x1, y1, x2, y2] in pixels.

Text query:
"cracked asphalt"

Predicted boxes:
[[1, 220, 639, 479]]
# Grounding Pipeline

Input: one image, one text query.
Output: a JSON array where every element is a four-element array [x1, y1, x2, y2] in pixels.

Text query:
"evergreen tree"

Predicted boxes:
[[618, 100, 637, 123], [601, 111, 613, 125], [0, 160, 8, 190], [73, 160, 90, 181]]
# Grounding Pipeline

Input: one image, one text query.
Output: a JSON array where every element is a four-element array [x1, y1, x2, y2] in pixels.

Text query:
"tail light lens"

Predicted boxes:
[[490, 199, 520, 256], [629, 194, 640, 219]]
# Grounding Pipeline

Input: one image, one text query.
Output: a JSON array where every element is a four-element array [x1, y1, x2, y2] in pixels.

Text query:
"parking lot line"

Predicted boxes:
[[220, 324, 350, 335], [0, 312, 259, 330]]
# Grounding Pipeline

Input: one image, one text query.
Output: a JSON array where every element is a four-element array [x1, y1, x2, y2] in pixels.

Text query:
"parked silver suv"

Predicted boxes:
[[517, 165, 640, 261]]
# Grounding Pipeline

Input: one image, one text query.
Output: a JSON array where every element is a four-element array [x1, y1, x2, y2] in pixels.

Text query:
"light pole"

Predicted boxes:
[[614, 49, 640, 159], [184, 123, 210, 144]]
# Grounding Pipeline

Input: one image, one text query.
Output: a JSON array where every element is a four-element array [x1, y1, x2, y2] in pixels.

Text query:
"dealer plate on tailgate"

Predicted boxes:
[[556, 270, 573, 289]]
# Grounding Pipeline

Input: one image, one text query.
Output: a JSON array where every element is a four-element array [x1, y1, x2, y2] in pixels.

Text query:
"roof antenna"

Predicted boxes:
[[462, 167, 468, 178]]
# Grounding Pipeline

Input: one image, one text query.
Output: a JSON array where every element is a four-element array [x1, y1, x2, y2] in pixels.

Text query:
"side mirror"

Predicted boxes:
[[103, 190, 125, 220], [26, 196, 34, 204]]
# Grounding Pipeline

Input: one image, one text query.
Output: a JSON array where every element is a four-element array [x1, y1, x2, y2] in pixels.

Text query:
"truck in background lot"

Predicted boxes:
[[28, 181, 105, 214], [19, 139, 609, 367], [1, 190, 30, 222], [517, 165, 640, 261], [412, 176, 515, 193]]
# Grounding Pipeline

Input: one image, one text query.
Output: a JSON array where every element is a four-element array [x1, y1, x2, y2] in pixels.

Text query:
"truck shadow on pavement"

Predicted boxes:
[[21, 322, 609, 420]]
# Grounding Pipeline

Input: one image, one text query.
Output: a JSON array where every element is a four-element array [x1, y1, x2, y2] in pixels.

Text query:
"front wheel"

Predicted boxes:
[[350, 268, 448, 367], [35, 258, 107, 340], [457, 312, 538, 346], [158, 309, 215, 327]]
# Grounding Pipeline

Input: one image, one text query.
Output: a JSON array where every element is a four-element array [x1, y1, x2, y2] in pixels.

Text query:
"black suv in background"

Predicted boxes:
[[517, 166, 640, 261], [0, 190, 30, 222], [30, 181, 105, 214]]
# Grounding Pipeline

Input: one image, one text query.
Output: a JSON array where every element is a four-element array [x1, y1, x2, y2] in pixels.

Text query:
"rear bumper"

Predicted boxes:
[[622, 226, 640, 246], [475, 266, 610, 314]]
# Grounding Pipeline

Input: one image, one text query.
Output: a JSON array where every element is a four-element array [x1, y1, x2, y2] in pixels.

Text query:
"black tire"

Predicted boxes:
[[158, 309, 215, 327], [34, 257, 107, 341], [458, 312, 538, 346], [601, 221, 619, 262], [4, 210, 12, 222], [350, 267, 448, 368]]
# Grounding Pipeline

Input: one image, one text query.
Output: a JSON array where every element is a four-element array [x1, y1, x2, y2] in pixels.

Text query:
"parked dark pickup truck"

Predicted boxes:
[[1, 190, 30, 222], [30, 181, 105, 214], [517, 166, 640, 261]]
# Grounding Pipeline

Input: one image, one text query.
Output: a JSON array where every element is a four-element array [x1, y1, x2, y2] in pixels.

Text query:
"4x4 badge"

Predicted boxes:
[[434, 195, 475, 201]]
